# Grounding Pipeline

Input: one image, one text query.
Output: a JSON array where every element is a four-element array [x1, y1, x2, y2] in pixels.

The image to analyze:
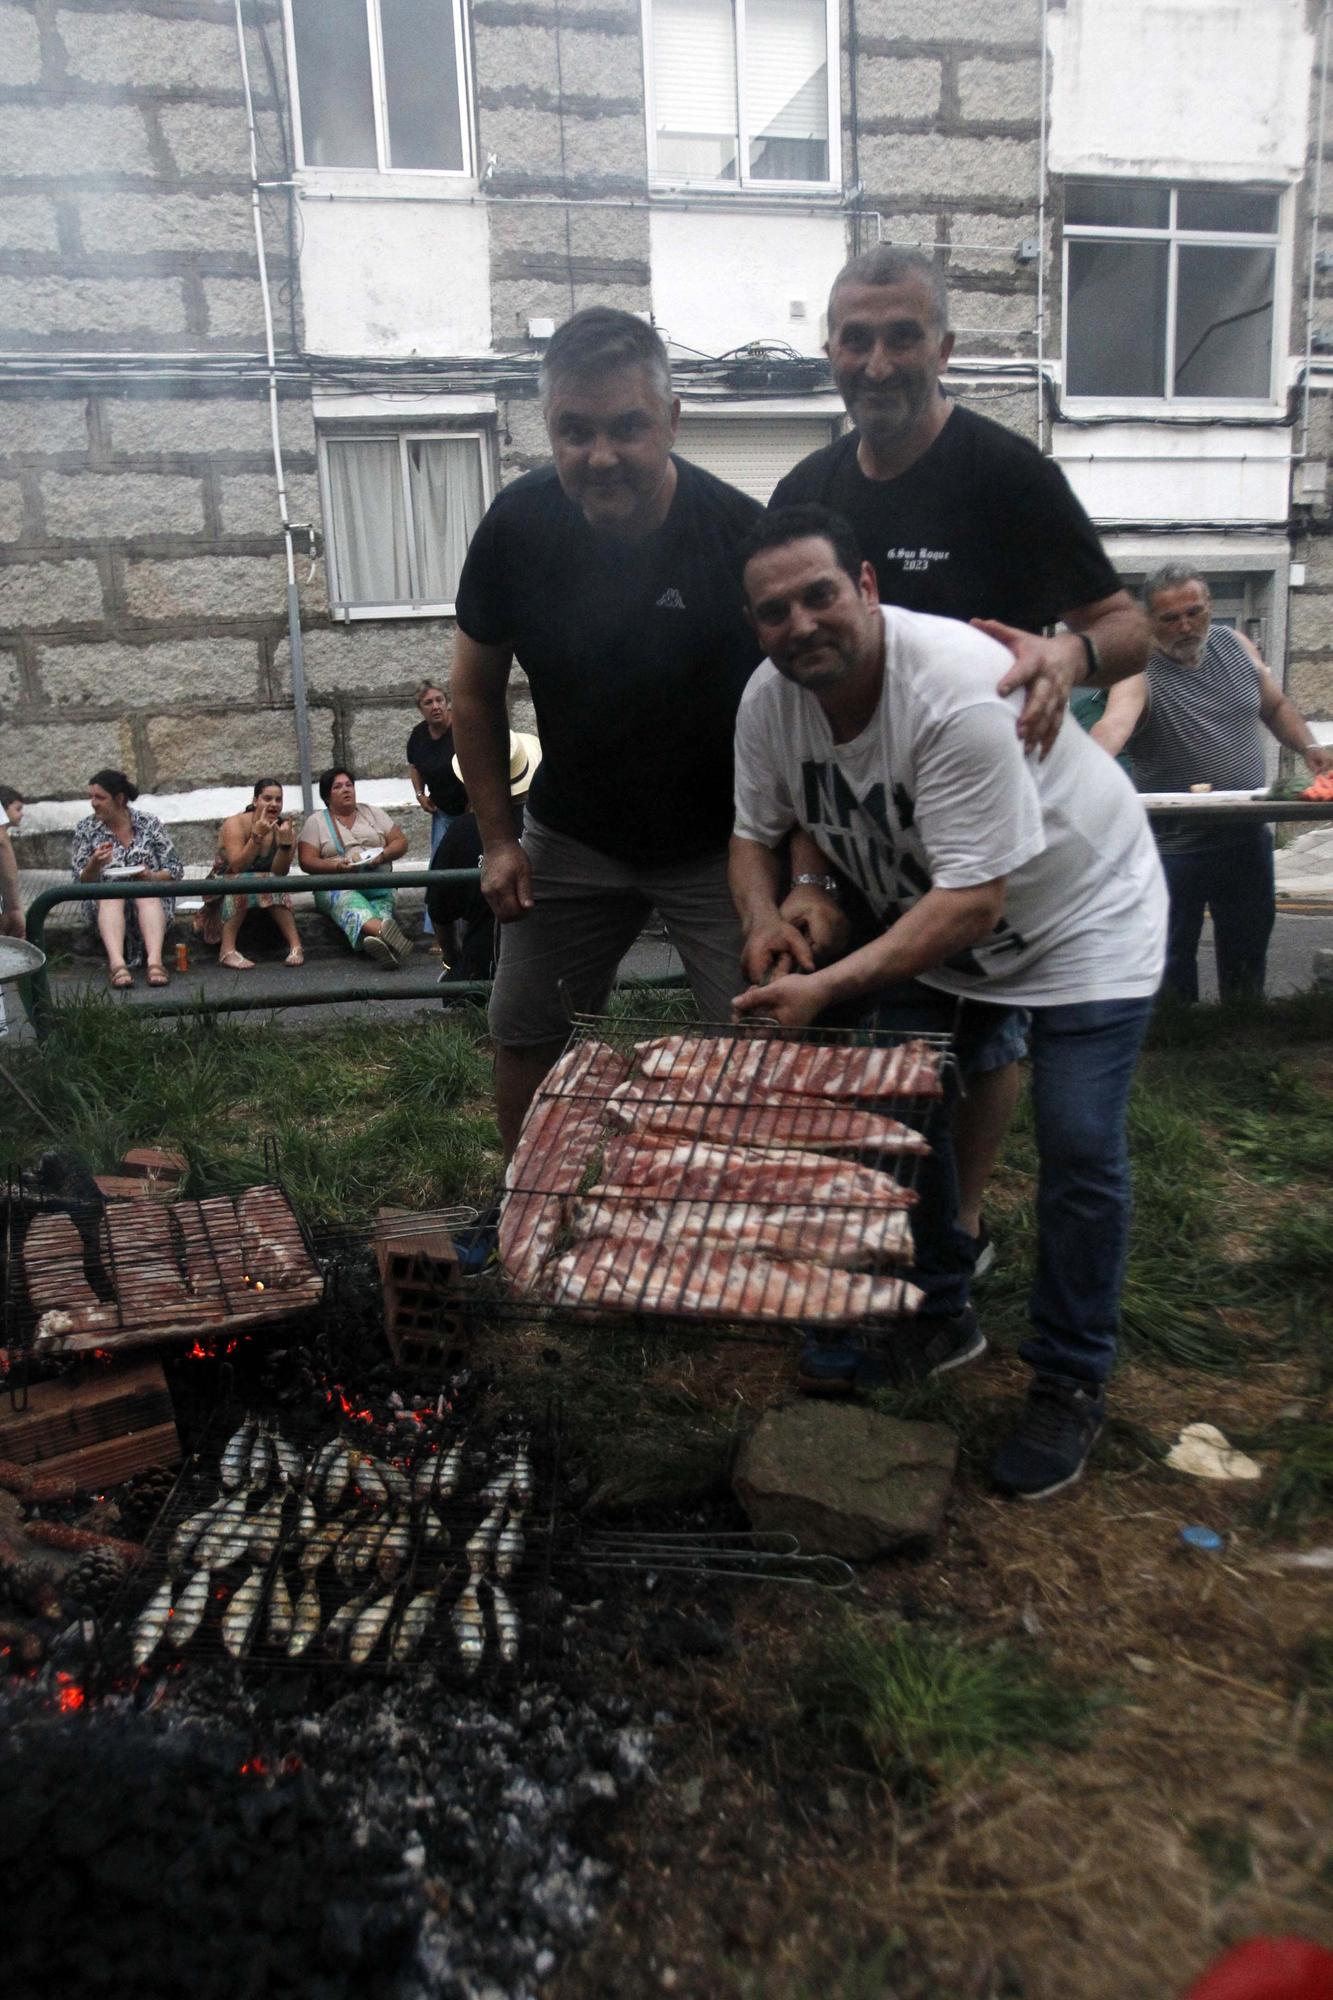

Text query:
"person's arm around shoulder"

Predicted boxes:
[[1250, 636, 1333, 775], [0, 826, 23, 939], [973, 588, 1151, 762], [1090, 673, 1149, 759], [451, 631, 531, 922]]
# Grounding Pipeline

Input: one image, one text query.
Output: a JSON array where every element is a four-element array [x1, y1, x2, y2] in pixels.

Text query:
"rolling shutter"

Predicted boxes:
[[676, 416, 838, 501]]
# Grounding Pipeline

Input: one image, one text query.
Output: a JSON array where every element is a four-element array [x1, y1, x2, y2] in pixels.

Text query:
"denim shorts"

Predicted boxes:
[[962, 1001, 1030, 1077]]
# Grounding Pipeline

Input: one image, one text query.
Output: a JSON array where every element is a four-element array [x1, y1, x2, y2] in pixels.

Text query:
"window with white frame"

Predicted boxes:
[[288, 0, 471, 174], [676, 413, 840, 499], [1063, 180, 1281, 403], [647, 0, 836, 189], [319, 430, 489, 617]]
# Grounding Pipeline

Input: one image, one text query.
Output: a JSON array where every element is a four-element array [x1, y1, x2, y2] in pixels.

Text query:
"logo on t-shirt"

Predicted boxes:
[[885, 546, 950, 574], [655, 587, 687, 610]]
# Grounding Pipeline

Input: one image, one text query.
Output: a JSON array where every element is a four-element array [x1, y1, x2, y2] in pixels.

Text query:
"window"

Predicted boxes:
[[288, 0, 472, 174], [319, 430, 489, 617], [1063, 179, 1280, 402], [675, 413, 839, 499], [647, 0, 837, 190]]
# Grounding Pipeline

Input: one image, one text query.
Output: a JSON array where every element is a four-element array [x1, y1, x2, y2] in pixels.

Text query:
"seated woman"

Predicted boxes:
[[216, 777, 304, 970], [297, 767, 410, 968], [71, 768, 183, 988]]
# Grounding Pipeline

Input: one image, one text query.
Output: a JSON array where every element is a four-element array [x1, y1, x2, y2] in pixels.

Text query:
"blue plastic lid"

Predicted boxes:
[[1179, 1524, 1225, 1553]]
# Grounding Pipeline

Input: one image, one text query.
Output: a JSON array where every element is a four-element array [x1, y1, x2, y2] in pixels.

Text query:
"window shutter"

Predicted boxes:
[[745, 0, 827, 142], [676, 417, 837, 501], [653, 0, 737, 135]]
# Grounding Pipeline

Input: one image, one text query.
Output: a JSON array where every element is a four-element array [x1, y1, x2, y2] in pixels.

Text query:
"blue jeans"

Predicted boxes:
[[424, 810, 459, 939], [864, 986, 1153, 1386], [1160, 828, 1274, 1003]]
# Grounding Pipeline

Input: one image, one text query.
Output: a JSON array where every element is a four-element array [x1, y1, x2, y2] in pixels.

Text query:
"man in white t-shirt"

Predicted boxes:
[[729, 506, 1167, 1501]]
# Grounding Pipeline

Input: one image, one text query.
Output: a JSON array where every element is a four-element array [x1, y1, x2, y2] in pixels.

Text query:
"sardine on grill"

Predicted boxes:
[[133, 1575, 175, 1669], [489, 1578, 520, 1665], [349, 1592, 396, 1667], [452, 1575, 485, 1675], [220, 1417, 256, 1492], [391, 1589, 437, 1663], [167, 1567, 211, 1650], [221, 1568, 266, 1659], [465, 1501, 506, 1572], [288, 1581, 322, 1658], [267, 1571, 293, 1646]]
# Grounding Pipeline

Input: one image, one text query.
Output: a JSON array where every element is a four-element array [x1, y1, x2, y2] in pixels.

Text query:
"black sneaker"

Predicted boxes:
[[971, 1217, 996, 1281], [797, 1305, 985, 1396], [991, 1375, 1105, 1501], [897, 1305, 987, 1386]]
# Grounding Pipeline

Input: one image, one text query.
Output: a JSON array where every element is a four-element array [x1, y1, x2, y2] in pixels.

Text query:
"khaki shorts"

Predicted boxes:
[[487, 815, 743, 1048]]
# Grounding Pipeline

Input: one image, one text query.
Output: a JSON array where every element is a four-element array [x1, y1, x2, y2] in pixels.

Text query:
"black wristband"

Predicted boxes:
[[1078, 632, 1101, 685]]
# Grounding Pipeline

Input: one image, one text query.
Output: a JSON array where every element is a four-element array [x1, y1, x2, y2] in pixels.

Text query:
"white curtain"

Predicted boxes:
[[326, 439, 412, 606], [408, 438, 484, 604]]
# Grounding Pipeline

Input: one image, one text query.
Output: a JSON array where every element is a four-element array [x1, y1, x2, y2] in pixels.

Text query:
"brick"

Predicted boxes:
[[0, 646, 19, 703], [0, 718, 130, 795], [0, 276, 188, 344], [123, 552, 326, 622], [77, 191, 255, 258], [0, 195, 60, 253], [857, 0, 1039, 41], [0, 558, 104, 629], [273, 621, 455, 699], [957, 56, 1041, 124], [41, 471, 206, 539], [0, 400, 90, 457], [1288, 657, 1333, 714], [1289, 594, 1333, 654], [104, 395, 313, 459], [0, 104, 154, 179], [146, 706, 334, 789], [38, 637, 261, 708], [156, 104, 284, 181], [858, 131, 1039, 203], [214, 473, 321, 537], [0, 479, 23, 542], [57, 9, 241, 91], [854, 56, 942, 122], [200, 277, 268, 344], [0, 3, 42, 86]]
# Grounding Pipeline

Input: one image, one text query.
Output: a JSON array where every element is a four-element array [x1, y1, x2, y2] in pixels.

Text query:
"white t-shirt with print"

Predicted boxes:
[[733, 606, 1167, 1007]]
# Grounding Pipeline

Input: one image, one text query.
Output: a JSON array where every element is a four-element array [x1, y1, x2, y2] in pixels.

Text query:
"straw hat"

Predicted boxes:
[[452, 730, 541, 799]]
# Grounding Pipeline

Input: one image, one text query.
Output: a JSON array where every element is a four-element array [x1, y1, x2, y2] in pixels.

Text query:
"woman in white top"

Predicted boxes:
[[297, 766, 410, 968]]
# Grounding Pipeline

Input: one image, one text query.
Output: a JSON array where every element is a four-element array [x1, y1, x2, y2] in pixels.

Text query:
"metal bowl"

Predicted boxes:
[[0, 937, 46, 986]]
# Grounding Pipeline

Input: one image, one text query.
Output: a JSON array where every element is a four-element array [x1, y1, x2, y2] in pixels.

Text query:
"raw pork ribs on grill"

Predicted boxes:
[[499, 1030, 945, 1324]]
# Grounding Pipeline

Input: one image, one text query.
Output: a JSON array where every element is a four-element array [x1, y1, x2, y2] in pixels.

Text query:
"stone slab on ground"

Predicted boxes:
[[734, 1400, 958, 1560]]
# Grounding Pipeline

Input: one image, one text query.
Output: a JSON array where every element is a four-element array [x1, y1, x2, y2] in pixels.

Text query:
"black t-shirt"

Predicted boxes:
[[406, 719, 468, 816], [454, 458, 763, 863], [770, 403, 1120, 631]]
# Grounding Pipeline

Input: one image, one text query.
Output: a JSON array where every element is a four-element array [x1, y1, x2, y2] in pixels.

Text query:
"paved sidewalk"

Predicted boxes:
[[1276, 824, 1333, 901]]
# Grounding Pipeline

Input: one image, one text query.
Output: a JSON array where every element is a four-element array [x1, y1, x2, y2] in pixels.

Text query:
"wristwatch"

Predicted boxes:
[[792, 872, 840, 897]]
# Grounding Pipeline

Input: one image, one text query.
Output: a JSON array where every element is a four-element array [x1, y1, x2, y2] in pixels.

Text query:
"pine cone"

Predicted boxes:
[[66, 1547, 129, 1613], [1, 1556, 63, 1623], [117, 1467, 177, 1539]]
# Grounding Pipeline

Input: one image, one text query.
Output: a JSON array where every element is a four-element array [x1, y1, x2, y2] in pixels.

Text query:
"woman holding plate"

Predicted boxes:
[[71, 768, 183, 987], [215, 776, 304, 970], [297, 766, 410, 967]]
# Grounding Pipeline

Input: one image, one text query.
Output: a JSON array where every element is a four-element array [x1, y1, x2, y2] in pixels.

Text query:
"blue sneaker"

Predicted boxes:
[[453, 1201, 501, 1276], [797, 1307, 985, 1396], [991, 1375, 1105, 1500]]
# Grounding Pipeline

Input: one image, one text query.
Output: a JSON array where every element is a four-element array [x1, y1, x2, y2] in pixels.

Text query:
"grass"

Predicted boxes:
[[802, 1615, 1107, 1801], [1296, 1635, 1333, 1759]]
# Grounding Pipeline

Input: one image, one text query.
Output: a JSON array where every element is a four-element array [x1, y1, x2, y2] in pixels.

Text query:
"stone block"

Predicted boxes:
[[214, 472, 321, 537], [957, 56, 1042, 124], [491, 277, 649, 344], [200, 277, 268, 344], [103, 394, 313, 459], [77, 191, 256, 259], [123, 552, 324, 622], [481, 105, 565, 178], [854, 56, 942, 123], [734, 1402, 958, 1559], [1288, 657, 1333, 714], [57, 9, 241, 91], [556, 27, 645, 100], [858, 131, 1039, 203], [1289, 594, 1333, 654], [274, 620, 455, 698], [0, 718, 130, 796], [953, 383, 1040, 444], [562, 111, 648, 183], [945, 211, 1041, 276], [157, 104, 283, 181], [345, 701, 429, 778], [857, 0, 1039, 42], [0, 104, 154, 180], [950, 289, 1038, 340], [499, 399, 551, 465], [0, 195, 60, 253], [0, 277, 188, 344], [41, 471, 206, 540], [0, 400, 90, 458], [473, 23, 562, 95], [146, 706, 334, 790], [38, 637, 262, 709], [0, 558, 104, 629], [0, 479, 23, 542], [0, 4, 43, 86], [1295, 532, 1333, 589], [0, 646, 20, 703]]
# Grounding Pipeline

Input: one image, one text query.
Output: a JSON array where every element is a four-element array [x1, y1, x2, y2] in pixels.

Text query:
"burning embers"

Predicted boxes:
[[20, 1185, 322, 1355], [124, 1413, 538, 1679], [499, 1027, 945, 1324]]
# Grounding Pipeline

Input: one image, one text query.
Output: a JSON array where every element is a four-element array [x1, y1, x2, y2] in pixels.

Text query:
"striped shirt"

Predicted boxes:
[[1129, 624, 1266, 852]]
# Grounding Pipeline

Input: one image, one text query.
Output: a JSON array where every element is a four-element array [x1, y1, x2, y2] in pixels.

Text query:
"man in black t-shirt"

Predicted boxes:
[[452, 307, 762, 1155], [766, 247, 1150, 1274]]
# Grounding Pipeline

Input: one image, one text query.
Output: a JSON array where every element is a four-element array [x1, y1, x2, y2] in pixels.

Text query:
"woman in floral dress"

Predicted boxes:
[[70, 768, 183, 986]]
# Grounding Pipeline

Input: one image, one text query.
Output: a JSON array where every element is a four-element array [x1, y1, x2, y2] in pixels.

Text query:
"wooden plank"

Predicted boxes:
[[31, 1421, 180, 1490]]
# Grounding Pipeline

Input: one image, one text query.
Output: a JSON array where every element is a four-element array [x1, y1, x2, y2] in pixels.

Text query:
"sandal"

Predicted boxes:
[[362, 933, 397, 969], [284, 947, 305, 968], [146, 964, 169, 987], [109, 965, 133, 990], [219, 950, 255, 970]]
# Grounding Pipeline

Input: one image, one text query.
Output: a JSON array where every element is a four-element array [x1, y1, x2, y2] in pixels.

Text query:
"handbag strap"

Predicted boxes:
[[323, 808, 346, 857]]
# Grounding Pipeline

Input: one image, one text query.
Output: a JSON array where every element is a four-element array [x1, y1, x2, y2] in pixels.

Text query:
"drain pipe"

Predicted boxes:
[[233, 0, 314, 817], [1300, 0, 1332, 465], [1035, 0, 1050, 450]]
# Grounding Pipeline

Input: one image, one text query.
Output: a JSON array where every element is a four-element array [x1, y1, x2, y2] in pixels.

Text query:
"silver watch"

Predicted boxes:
[[792, 872, 840, 897]]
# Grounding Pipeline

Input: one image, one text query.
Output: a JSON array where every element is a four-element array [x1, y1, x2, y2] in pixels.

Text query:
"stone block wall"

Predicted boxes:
[[1288, 49, 1333, 724]]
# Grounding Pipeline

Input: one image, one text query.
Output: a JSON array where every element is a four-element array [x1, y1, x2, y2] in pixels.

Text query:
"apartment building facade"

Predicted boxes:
[[0, 0, 1330, 809]]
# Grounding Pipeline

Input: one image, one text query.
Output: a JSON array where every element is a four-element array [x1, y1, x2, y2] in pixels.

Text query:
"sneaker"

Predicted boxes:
[[362, 932, 397, 968], [991, 1375, 1105, 1501], [971, 1217, 996, 1281], [797, 1306, 985, 1396], [453, 1200, 501, 1276], [380, 916, 412, 964]]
